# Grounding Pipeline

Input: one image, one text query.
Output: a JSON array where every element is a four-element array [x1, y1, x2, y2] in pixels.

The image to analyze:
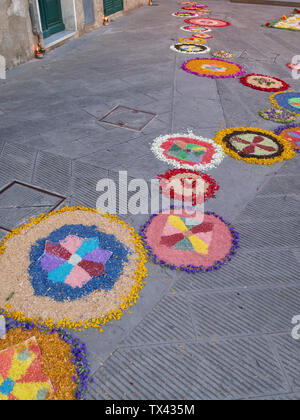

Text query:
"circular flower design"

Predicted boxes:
[[139, 209, 239, 273], [274, 124, 300, 153], [240, 74, 290, 92], [182, 57, 245, 79], [258, 107, 296, 123], [270, 90, 300, 116], [190, 32, 213, 38], [158, 169, 219, 205], [177, 36, 206, 44], [30, 224, 127, 301], [0, 315, 92, 400], [214, 127, 295, 164], [0, 207, 148, 331], [0, 337, 53, 401], [184, 17, 231, 26], [151, 133, 224, 171], [180, 26, 211, 32], [212, 50, 235, 59], [170, 43, 210, 54], [172, 11, 198, 17]]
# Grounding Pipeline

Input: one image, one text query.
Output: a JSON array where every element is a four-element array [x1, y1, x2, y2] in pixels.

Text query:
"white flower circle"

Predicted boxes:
[[151, 132, 225, 171]]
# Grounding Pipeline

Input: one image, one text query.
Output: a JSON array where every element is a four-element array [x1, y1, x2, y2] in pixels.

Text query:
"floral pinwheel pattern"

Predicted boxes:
[[0, 337, 53, 401], [160, 215, 213, 254], [229, 134, 278, 156], [40, 235, 112, 289], [29, 224, 129, 302], [139, 209, 240, 273], [214, 127, 295, 165]]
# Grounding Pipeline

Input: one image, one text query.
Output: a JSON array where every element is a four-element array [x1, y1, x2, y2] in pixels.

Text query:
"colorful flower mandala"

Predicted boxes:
[[151, 133, 224, 171], [170, 43, 210, 54], [189, 32, 213, 38], [0, 337, 53, 401], [177, 36, 206, 44], [180, 26, 211, 32], [270, 90, 300, 116], [157, 169, 220, 205], [0, 207, 148, 332], [184, 17, 231, 26], [139, 209, 239, 273], [212, 50, 235, 59], [29, 225, 123, 301], [172, 11, 198, 17], [0, 314, 92, 400], [240, 74, 290, 92], [274, 124, 300, 153], [258, 107, 296, 124], [182, 57, 245, 79], [214, 127, 296, 164]]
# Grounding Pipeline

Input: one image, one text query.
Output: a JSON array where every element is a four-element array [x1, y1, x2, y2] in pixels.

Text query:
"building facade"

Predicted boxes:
[[0, 0, 148, 70]]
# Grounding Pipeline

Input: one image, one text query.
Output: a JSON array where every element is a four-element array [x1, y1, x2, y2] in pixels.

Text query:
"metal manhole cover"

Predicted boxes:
[[0, 181, 65, 232], [99, 105, 157, 131]]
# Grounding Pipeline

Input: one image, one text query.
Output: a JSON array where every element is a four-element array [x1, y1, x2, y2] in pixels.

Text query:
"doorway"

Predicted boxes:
[[38, 0, 65, 38]]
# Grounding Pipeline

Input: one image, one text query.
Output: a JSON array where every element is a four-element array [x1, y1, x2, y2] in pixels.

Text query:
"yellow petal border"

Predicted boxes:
[[214, 126, 295, 165], [0, 206, 148, 333]]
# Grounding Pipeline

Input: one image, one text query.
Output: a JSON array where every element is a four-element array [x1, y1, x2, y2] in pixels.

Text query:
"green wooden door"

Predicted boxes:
[[103, 0, 124, 16], [38, 0, 65, 38]]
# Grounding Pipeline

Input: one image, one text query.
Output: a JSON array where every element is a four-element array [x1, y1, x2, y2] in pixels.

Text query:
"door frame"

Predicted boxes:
[[38, 0, 65, 38], [35, 0, 78, 37]]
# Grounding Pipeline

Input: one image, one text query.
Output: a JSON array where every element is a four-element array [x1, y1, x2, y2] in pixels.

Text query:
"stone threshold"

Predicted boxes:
[[44, 30, 77, 50]]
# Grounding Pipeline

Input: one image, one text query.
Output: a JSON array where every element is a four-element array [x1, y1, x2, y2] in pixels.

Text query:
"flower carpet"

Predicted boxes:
[[0, 207, 148, 332]]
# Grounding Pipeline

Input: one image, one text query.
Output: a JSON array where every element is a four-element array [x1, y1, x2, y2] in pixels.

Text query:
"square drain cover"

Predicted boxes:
[[99, 105, 156, 131], [0, 181, 65, 232]]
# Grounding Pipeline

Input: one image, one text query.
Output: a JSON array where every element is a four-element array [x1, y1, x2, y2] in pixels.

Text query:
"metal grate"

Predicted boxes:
[[0, 181, 65, 232], [99, 105, 157, 131]]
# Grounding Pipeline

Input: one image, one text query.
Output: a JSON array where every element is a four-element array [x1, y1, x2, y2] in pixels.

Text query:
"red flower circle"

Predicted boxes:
[[240, 74, 290, 92]]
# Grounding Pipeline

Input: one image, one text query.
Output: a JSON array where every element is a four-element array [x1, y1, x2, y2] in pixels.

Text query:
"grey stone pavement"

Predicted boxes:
[[0, 0, 300, 400]]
